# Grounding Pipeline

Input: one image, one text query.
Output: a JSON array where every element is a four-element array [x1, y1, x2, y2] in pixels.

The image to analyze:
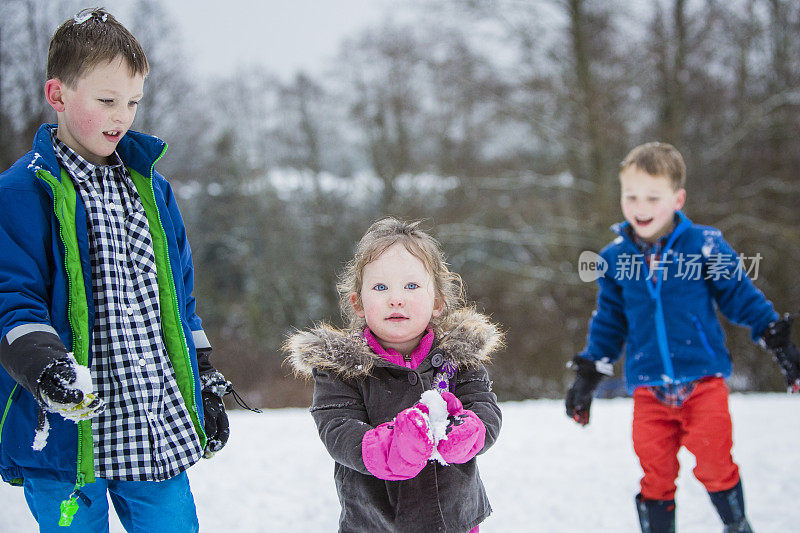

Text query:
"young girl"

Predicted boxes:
[[285, 217, 502, 533]]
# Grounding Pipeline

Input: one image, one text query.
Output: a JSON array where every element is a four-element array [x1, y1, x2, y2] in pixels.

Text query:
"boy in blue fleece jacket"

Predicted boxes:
[[565, 142, 800, 533], [0, 8, 230, 531]]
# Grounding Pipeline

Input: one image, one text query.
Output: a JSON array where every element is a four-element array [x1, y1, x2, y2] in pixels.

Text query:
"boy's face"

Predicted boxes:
[[620, 166, 686, 242], [45, 56, 144, 165], [350, 243, 443, 355]]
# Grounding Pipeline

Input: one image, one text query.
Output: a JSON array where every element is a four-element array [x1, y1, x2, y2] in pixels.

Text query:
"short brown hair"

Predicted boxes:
[[338, 217, 465, 330], [620, 142, 686, 190], [47, 7, 148, 87]]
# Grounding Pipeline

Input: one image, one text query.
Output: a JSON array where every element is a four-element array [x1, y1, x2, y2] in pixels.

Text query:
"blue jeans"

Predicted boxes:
[[23, 471, 199, 532]]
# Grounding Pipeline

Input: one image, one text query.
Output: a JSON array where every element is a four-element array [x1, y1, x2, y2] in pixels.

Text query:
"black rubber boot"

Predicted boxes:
[[708, 480, 753, 532], [636, 493, 676, 533]]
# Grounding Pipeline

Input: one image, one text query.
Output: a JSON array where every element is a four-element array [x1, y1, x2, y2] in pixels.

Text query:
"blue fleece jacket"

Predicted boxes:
[[581, 211, 777, 393]]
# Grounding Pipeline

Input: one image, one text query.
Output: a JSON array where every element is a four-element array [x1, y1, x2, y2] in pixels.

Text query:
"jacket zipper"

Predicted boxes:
[[136, 146, 204, 443], [38, 170, 92, 485], [37, 170, 93, 522]]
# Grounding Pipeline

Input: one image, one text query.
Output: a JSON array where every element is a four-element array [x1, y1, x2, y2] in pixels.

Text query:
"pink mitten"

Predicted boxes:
[[437, 392, 486, 464], [362, 404, 434, 480]]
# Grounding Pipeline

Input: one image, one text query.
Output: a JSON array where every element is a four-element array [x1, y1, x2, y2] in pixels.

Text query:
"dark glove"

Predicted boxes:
[[200, 360, 231, 457], [38, 360, 83, 405], [202, 388, 230, 457], [37, 357, 104, 421], [565, 356, 608, 426], [761, 314, 800, 393]]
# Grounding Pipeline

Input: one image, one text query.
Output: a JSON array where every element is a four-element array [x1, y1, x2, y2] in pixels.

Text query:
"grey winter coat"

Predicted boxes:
[[285, 308, 503, 533]]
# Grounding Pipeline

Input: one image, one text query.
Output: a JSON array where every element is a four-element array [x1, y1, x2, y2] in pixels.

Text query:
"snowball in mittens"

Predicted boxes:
[[420, 390, 450, 464]]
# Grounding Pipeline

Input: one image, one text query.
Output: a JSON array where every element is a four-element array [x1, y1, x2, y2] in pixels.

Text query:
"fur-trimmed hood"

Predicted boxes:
[[284, 307, 503, 380]]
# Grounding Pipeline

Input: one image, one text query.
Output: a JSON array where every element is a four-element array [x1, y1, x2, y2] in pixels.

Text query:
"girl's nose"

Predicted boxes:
[[388, 293, 404, 307]]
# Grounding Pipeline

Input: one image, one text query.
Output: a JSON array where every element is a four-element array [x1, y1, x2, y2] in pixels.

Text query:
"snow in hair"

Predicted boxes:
[[73, 10, 107, 25]]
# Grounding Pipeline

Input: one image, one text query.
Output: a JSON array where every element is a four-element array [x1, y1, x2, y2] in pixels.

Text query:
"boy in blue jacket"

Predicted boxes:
[[565, 142, 800, 533], [0, 8, 230, 531]]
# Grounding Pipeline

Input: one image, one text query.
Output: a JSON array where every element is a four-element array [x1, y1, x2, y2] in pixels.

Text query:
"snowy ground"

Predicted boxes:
[[2, 394, 798, 532]]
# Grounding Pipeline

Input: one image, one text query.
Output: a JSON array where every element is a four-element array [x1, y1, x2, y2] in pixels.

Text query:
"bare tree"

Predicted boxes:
[[336, 24, 427, 213], [0, 0, 79, 167]]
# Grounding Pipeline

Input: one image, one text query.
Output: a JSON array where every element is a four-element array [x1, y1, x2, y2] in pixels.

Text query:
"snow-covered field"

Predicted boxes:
[[2, 394, 798, 532]]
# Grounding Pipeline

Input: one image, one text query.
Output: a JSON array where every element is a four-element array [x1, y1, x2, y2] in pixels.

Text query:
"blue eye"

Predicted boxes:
[[373, 283, 387, 291], [405, 282, 419, 290]]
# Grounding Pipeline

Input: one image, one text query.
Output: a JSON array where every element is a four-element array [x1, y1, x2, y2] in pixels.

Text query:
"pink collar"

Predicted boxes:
[[364, 327, 434, 369]]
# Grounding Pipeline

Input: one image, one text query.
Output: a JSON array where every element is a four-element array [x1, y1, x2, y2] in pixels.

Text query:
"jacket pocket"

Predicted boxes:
[[0, 384, 20, 446], [690, 314, 715, 358]]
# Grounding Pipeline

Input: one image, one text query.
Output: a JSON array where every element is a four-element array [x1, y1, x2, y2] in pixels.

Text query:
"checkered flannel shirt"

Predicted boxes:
[[52, 132, 202, 480]]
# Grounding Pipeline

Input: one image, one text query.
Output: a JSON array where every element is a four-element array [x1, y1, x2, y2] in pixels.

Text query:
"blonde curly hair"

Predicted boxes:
[[338, 217, 465, 331]]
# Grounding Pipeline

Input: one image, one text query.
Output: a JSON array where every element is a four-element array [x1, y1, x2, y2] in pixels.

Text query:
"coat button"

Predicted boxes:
[[408, 373, 418, 385], [431, 352, 444, 367]]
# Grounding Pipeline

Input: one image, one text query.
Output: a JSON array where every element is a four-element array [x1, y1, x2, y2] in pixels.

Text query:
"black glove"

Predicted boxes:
[[196, 347, 261, 456], [202, 389, 230, 457], [37, 357, 104, 420], [761, 314, 800, 393], [565, 356, 607, 426], [200, 363, 231, 457], [37, 360, 83, 405]]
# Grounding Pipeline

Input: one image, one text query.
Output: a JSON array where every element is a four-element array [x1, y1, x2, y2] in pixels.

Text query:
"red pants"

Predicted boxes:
[[632, 377, 740, 500]]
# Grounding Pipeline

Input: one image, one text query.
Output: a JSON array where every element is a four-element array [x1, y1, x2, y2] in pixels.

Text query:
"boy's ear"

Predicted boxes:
[[44, 79, 66, 113], [675, 188, 686, 210], [349, 292, 365, 318]]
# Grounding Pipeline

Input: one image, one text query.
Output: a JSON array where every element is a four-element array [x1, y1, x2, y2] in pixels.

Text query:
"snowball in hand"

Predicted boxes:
[[420, 390, 449, 464], [43, 353, 104, 422]]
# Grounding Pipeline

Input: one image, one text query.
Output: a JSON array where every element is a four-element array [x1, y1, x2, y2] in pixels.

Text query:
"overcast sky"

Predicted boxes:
[[152, 0, 397, 79]]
